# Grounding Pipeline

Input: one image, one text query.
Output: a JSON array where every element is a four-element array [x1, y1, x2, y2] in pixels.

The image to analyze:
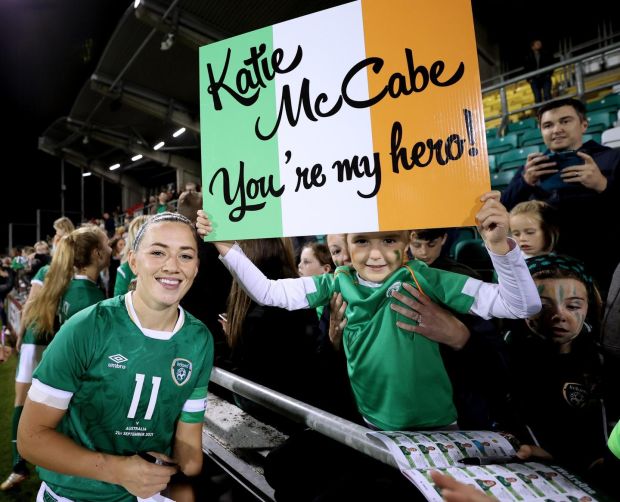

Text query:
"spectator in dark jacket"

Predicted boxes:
[[501, 98, 620, 294], [524, 39, 555, 103]]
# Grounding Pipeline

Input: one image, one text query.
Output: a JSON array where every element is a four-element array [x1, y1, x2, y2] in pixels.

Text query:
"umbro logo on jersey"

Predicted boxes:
[[108, 354, 128, 369]]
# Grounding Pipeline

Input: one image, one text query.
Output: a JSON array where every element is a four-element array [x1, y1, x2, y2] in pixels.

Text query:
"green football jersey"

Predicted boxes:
[[23, 277, 105, 346], [31, 264, 50, 285], [113, 262, 135, 296], [31, 294, 214, 501], [59, 276, 106, 325], [306, 260, 474, 430]]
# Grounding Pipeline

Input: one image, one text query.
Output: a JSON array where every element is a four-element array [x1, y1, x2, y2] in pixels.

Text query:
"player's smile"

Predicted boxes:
[[130, 221, 198, 311]]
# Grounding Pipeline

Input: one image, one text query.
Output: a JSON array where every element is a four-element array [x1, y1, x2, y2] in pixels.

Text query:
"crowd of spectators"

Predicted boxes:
[[1, 96, 620, 501]]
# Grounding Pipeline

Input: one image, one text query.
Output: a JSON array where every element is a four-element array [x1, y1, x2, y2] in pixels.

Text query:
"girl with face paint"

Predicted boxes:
[[503, 254, 607, 476]]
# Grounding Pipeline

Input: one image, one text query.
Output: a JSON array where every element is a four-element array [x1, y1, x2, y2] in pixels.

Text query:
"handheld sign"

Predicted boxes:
[[199, 0, 489, 241]]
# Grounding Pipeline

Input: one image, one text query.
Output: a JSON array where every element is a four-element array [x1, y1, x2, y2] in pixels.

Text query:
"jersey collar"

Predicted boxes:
[[125, 291, 185, 340]]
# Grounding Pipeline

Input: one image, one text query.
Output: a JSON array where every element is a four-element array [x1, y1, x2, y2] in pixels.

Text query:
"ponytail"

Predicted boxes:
[[22, 225, 105, 335]]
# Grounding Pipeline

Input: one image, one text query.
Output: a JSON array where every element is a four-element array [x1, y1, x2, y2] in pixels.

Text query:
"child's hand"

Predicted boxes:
[[195, 209, 235, 256], [196, 210, 213, 237], [476, 191, 510, 255]]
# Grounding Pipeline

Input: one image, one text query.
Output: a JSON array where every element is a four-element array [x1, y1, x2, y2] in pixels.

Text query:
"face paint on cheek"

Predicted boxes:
[[573, 311, 585, 329], [558, 284, 564, 303], [395, 250, 401, 263], [537, 284, 545, 296]]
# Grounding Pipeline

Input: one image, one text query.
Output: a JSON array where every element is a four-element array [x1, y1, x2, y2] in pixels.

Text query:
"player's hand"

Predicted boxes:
[[431, 471, 496, 501], [328, 293, 347, 350], [391, 283, 470, 350], [476, 191, 510, 255], [522, 152, 557, 186], [561, 152, 607, 192], [116, 452, 178, 499]]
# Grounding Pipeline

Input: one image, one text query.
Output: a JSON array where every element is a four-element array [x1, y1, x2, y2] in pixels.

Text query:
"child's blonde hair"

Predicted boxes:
[[510, 201, 559, 254]]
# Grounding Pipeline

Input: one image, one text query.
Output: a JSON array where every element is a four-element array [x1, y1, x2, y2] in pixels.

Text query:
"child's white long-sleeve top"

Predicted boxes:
[[221, 239, 540, 430]]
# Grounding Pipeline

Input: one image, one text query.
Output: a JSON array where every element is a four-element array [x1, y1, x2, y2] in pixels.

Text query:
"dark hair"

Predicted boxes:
[[412, 228, 447, 242], [302, 241, 334, 271], [537, 98, 587, 123], [226, 238, 298, 348], [109, 236, 125, 255], [526, 254, 602, 328], [177, 191, 203, 224]]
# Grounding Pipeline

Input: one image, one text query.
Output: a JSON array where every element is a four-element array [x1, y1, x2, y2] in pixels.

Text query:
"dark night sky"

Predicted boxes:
[[0, 0, 615, 251], [0, 0, 128, 250]]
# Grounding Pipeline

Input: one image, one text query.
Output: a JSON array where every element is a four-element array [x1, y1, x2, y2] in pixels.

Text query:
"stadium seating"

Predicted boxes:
[[490, 168, 519, 190], [486, 127, 499, 140], [496, 146, 541, 170], [582, 133, 602, 144], [448, 227, 480, 259], [507, 118, 537, 133], [586, 93, 620, 115], [488, 154, 497, 172], [586, 111, 615, 134], [453, 238, 493, 281], [520, 128, 545, 147], [487, 133, 519, 155]]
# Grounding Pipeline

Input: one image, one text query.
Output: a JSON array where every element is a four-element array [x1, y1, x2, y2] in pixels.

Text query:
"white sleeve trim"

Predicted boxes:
[[28, 378, 73, 410], [182, 397, 207, 413], [219, 244, 314, 310], [117, 266, 126, 279], [31, 279, 44, 286], [467, 238, 542, 319]]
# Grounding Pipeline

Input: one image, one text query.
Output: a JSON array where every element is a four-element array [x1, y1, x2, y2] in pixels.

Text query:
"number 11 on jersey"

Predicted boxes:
[[128, 373, 161, 420]]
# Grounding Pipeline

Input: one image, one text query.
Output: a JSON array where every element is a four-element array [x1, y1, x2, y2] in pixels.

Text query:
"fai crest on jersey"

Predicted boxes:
[[171, 358, 192, 386], [562, 382, 588, 408], [386, 282, 402, 298]]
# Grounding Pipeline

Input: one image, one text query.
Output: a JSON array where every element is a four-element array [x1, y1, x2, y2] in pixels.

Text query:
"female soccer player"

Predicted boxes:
[[2, 225, 110, 491], [18, 213, 214, 501]]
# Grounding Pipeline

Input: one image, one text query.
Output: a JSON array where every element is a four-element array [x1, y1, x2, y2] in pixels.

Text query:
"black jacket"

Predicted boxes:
[[501, 140, 620, 293], [503, 324, 607, 473]]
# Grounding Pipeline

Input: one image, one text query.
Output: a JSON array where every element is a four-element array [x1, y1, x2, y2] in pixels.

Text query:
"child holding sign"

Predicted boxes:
[[197, 191, 541, 430]]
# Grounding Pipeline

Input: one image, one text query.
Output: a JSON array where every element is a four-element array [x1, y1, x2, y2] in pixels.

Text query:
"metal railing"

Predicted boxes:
[[482, 41, 620, 128], [209, 367, 397, 469]]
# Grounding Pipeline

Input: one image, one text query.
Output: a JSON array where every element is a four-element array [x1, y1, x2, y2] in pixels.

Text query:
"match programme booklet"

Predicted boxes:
[[370, 430, 608, 502]]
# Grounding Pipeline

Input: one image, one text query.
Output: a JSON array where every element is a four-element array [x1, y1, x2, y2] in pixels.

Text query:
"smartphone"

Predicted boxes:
[[538, 150, 583, 191]]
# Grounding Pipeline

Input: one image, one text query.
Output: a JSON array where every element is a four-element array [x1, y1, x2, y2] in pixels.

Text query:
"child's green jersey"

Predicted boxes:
[[30, 294, 214, 501], [221, 242, 539, 431], [307, 262, 473, 430]]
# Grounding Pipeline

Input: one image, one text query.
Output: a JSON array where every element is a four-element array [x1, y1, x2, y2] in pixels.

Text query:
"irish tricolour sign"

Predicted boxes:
[[199, 0, 489, 241]]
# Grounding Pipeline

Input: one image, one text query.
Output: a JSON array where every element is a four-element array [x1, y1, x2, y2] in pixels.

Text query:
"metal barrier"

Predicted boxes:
[[482, 41, 620, 126], [209, 367, 397, 469]]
